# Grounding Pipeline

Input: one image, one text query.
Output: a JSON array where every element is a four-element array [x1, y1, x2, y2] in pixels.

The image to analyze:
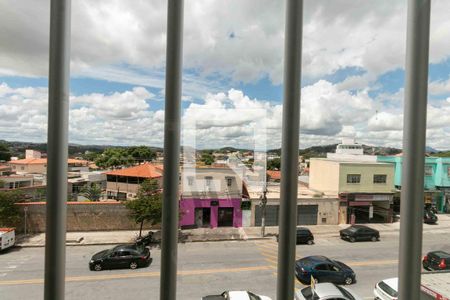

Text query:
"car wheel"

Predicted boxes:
[[371, 236, 377, 242], [94, 263, 102, 271], [307, 239, 314, 245], [344, 277, 353, 285], [349, 237, 356, 243], [130, 261, 138, 270]]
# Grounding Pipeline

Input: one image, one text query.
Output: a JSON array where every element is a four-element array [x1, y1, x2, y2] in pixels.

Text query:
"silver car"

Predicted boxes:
[[295, 283, 362, 300]]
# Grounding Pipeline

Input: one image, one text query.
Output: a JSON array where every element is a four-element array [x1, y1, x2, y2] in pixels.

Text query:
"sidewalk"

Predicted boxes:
[[15, 214, 450, 247]]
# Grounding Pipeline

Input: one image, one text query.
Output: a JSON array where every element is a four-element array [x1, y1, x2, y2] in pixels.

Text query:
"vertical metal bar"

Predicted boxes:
[[277, 0, 303, 299], [398, 0, 430, 299], [44, 0, 71, 299], [160, 0, 184, 299]]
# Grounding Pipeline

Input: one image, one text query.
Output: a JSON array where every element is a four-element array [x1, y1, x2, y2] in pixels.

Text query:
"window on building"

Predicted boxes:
[[374, 174, 387, 184], [347, 174, 361, 183], [21, 166, 25, 170], [425, 165, 433, 176], [447, 166, 450, 177], [205, 176, 213, 186], [226, 177, 233, 187], [187, 176, 194, 186]]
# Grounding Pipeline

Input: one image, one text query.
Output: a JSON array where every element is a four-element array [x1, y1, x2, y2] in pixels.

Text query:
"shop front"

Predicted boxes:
[[179, 198, 242, 228], [340, 193, 394, 224]]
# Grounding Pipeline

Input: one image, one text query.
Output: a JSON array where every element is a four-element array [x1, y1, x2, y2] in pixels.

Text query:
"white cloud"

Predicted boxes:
[[429, 78, 450, 95], [1, 0, 449, 88]]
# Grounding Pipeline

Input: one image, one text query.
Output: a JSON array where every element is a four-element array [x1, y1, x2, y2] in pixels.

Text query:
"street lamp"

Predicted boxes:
[[259, 184, 268, 237]]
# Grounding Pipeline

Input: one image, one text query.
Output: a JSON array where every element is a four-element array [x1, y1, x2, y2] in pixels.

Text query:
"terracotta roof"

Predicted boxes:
[[267, 170, 281, 180], [0, 165, 11, 170], [8, 158, 88, 165], [105, 163, 163, 178]]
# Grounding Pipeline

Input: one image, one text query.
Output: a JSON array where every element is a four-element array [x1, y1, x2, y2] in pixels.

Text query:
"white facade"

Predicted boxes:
[[25, 149, 42, 159]]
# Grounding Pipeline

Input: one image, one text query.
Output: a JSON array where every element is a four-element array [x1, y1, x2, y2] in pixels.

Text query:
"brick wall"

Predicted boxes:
[[16, 202, 157, 233]]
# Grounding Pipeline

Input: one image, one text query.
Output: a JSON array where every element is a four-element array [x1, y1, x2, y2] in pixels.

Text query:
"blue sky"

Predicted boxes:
[[1, 0, 450, 150]]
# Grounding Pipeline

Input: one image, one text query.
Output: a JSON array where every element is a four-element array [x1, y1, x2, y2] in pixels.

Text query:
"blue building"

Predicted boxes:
[[377, 156, 450, 212]]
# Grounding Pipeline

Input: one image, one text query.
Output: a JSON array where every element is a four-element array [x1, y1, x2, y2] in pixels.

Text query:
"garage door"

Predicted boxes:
[[255, 204, 318, 226], [255, 205, 279, 226], [297, 205, 318, 225]]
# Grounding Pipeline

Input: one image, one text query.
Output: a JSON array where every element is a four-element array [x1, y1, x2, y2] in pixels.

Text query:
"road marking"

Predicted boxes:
[[0, 265, 273, 286], [346, 259, 397, 267]]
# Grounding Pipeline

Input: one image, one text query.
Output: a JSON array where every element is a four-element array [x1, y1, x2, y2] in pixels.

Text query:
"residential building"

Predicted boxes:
[[0, 165, 12, 176], [68, 171, 107, 201], [378, 155, 450, 212], [8, 158, 89, 174], [105, 163, 163, 200], [248, 182, 340, 226], [180, 167, 246, 228], [25, 149, 42, 159], [309, 158, 396, 224], [0, 174, 34, 189]]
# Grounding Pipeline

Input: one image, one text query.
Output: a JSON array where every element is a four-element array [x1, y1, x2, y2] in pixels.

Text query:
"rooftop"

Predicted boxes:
[[105, 163, 163, 178], [8, 158, 89, 165]]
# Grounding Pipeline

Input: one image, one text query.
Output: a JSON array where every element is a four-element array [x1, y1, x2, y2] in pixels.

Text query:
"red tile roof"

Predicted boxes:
[[267, 170, 281, 180], [8, 158, 88, 165], [105, 163, 163, 178]]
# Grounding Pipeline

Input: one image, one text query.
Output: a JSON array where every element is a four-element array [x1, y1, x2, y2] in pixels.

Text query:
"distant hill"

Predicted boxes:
[[268, 144, 403, 159], [0, 140, 163, 159]]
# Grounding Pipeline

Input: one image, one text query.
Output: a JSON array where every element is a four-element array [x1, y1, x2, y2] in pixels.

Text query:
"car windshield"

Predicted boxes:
[[378, 281, 398, 297], [300, 287, 320, 300], [347, 227, 359, 232], [247, 292, 261, 300], [336, 286, 355, 300]]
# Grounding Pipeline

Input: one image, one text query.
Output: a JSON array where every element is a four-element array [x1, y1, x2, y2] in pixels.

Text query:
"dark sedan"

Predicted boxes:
[[339, 225, 380, 242], [89, 244, 151, 271], [295, 255, 356, 285], [276, 227, 314, 245], [422, 251, 450, 271]]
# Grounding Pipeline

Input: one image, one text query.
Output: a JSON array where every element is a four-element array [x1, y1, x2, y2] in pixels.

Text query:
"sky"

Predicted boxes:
[[1, 0, 450, 150]]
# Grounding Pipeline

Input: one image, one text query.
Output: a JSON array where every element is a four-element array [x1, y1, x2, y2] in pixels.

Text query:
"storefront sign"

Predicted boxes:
[[355, 194, 392, 201], [349, 201, 371, 206]]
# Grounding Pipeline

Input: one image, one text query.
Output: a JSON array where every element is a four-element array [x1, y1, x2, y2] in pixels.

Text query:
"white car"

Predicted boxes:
[[0, 228, 15, 251], [295, 283, 362, 300], [201, 291, 272, 300], [373, 277, 398, 300]]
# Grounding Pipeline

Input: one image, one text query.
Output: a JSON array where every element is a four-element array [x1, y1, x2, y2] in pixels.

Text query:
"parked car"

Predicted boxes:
[[339, 225, 380, 242], [295, 255, 356, 285], [422, 251, 450, 271], [89, 244, 151, 271], [374, 277, 398, 300], [424, 210, 438, 224], [276, 227, 314, 245], [201, 291, 272, 300], [295, 282, 362, 300], [0, 228, 15, 251]]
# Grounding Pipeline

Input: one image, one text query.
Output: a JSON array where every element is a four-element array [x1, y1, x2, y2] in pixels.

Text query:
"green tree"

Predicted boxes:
[[124, 179, 162, 237], [95, 148, 134, 169], [0, 191, 22, 227], [82, 151, 100, 162], [267, 158, 281, 170], [200, 153, 214, 165], [128, 146, 156, 162], [0, 143, 11, 161], [80, 183, 102, 202]]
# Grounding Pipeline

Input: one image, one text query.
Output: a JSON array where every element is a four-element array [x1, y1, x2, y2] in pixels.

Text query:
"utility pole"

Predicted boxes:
[[260, 184, 268, 237]]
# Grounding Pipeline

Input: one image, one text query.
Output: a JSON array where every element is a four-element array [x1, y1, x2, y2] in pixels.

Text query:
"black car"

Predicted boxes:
[[339, 225, 379, 242], [295, 255, 356, 285], [89, 244, 151, 271], [424, 210, 438, 224], [277, 227, 314, 245], [422, 251, 450, 271]]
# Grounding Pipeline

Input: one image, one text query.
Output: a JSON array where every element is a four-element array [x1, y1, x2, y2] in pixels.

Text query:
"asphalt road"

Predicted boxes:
[[0, 230, 449, 300]]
